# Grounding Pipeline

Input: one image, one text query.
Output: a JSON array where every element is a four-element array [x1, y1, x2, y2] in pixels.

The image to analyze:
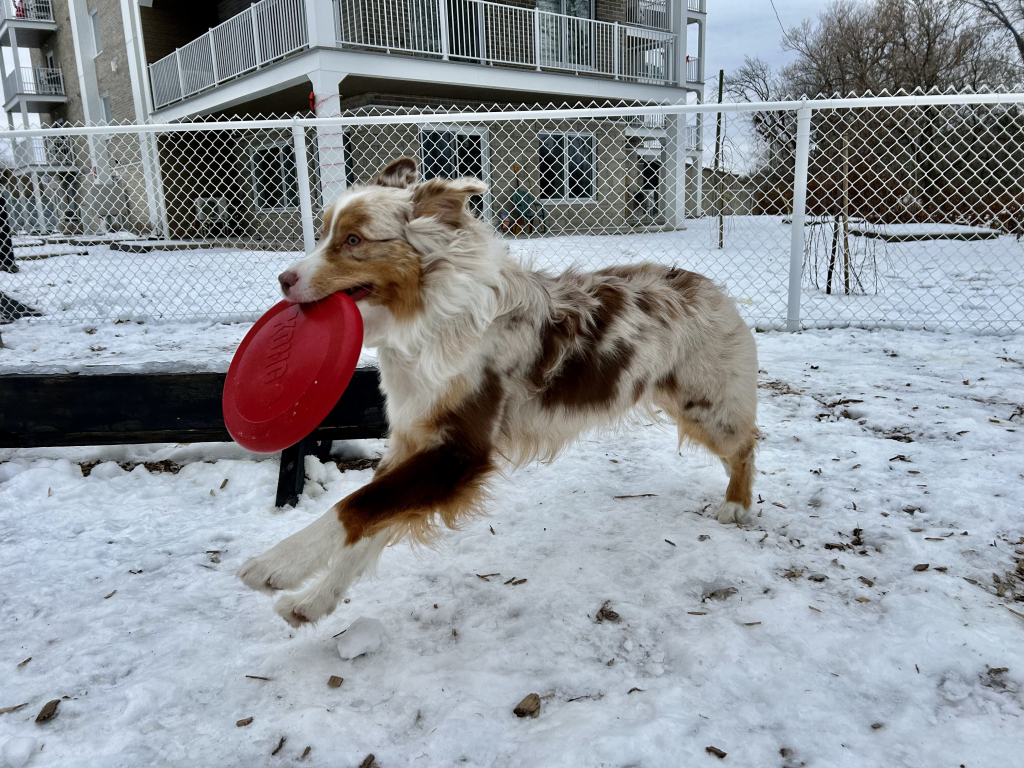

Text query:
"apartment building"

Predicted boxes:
[[1, 0, 707, 239]]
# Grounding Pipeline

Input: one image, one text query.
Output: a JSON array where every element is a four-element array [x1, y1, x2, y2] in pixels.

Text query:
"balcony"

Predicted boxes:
[[0, 0, 57, 47], [685, 55, 701, 84], [335, 0, 677, 84], [3, 65, 67, 111], [148, 0, 682, 111], [9, 135, 77, 171], [149, 0, 309, 110]]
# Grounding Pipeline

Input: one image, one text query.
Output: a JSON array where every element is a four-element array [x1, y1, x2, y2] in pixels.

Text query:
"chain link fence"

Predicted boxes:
[[1, 92, 1022, 333]]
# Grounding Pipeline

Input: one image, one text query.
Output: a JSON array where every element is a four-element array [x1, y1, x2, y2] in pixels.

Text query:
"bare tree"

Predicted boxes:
[[781, 0, 1015, 96], [962, 0, 1024, 65], [725, 57, 798, 173]]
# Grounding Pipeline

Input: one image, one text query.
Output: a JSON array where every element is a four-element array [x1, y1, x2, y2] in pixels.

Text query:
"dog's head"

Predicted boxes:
[[277, 157, 488, 343]]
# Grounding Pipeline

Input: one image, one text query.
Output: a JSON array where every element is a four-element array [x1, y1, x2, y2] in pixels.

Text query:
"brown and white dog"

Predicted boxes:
[[239, 157, 758, 627]]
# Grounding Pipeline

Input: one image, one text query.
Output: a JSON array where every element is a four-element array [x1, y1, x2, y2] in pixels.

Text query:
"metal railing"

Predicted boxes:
[[686, 55, 701, 84], [148, 0, 308, 110], [626, 0, 669, 30], [0, 0, 54, 22], [3, 66, 64, 97], [335, 0, 677, 85], [149, 0, 680, 111], [9, 135, 75, 168], [687, 0, 706, 13]]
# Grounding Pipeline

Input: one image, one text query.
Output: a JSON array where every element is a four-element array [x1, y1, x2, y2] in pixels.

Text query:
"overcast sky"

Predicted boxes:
[[702, 0, 824, 89]]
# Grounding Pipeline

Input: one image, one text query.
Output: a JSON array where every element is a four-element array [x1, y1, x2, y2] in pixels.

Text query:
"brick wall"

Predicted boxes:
[[89, 0, 136, 122], [43, 0, 85, 125]]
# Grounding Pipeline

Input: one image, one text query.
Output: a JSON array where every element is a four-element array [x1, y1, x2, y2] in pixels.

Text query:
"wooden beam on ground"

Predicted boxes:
[[0, 369, 388, 507], [0, 369, 386, 448]]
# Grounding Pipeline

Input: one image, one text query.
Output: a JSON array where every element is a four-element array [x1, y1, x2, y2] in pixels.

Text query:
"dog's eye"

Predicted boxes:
[[346, 234, 361, 246]]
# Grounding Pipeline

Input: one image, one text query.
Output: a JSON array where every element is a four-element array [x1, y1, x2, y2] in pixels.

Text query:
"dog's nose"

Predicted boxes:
[[278, 270, 299, 295]]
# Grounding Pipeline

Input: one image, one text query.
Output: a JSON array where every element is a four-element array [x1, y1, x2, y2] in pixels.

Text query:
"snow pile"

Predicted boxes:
[[336, 618, 387, 660], [1, 329, 1023, 766], [1, 738, 38, 768]]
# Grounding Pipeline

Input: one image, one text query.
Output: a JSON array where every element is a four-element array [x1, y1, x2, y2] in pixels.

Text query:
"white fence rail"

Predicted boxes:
[[148, 0, 308, 109], [2, 93, 1022, 333]]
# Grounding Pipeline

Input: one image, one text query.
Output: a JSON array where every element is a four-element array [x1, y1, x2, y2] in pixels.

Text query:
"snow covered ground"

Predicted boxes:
[[1, 216, 1021, 337], [2, 329, 1024, 767]]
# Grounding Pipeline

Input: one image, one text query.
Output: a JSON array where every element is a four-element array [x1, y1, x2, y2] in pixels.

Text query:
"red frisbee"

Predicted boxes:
[[223, 293, 363, 453]]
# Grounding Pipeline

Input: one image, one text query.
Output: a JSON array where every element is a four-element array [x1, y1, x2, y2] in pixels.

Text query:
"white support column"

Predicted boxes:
[[292, 123, 315, 253], [30, 171, 47, 233], [120, 0, 169, 237], [308, 69, 349, 207], [9, 27, 22, 95], [68, 0, 110, 233], [787, 103, 813, 332], [0, 40, 10, 129], [665, 113, 687, 230], [669, 0, 685, 87]]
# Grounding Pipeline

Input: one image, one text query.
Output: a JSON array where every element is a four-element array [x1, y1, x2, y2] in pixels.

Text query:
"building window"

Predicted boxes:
[[419, 126, 488, 217], [100, 92, 112, 123], [251, 142, 298, 210], [539, 132, 595, 202], [90, 8, 102, 56], [45, 51, 55, 70]]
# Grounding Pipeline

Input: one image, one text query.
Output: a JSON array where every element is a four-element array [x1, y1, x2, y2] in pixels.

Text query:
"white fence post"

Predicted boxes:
[[209, 30, 219, 84], [251, 5, 263, 67], [292, 123, 316, 253], [175, 50, 185, 99], [438, 0, 449, 60], [613, 22, 619, 79], [533, 9, 541, 70], [787, 102, 813, 333]]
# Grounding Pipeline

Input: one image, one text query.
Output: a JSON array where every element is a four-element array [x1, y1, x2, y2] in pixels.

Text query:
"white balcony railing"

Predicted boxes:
[[10, 135, 75, 168], [627, 115, 700, 150], [148, 0, 308, 109], [0, 0, 55, 22], [687, 0, 706, 13], [4, 66, 64, 98], [683, 124, 699, 150], [685, 55, 701, 84], [335, 0, 677, 85], [148, 0, 682, 110], [626, 0, 668, 30]]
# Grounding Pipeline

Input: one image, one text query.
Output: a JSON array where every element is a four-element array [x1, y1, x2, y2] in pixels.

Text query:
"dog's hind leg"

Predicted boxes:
[[657, 394, 757, 525], [716, 437, 756, 524]]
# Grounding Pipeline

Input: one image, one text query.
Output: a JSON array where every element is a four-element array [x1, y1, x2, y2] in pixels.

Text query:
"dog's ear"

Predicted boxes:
[[373, 157, 418, 189], [411, 177, 487, 228]]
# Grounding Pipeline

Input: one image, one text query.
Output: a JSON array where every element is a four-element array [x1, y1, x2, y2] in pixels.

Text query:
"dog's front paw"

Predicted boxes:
[[237, 553, 313, 595], [273, 588, 341, 628], [715, 501, 751, 525]]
